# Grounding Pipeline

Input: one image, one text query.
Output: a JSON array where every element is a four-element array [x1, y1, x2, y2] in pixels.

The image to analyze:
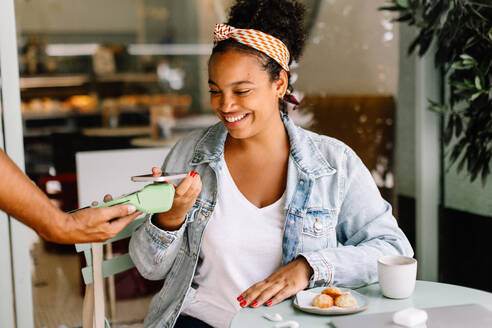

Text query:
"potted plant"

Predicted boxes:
[[381, 0, 492, 185]]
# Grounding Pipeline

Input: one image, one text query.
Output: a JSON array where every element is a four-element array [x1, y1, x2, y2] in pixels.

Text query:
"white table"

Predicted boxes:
[[230, 281, 492, 327]]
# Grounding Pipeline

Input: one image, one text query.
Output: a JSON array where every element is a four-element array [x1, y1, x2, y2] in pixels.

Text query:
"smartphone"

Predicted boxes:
[[131, 173, 188, 182]]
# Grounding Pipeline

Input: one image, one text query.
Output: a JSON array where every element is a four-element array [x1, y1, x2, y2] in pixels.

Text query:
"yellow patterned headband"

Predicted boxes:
[[214, 23, 290, 72]]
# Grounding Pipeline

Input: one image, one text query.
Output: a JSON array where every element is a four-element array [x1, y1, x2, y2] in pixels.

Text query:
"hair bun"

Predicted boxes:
[[226, 0, 306, 61]]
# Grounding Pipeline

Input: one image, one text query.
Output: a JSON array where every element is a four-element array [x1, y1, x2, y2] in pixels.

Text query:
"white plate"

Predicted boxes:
[[293, 287, 369, 315]]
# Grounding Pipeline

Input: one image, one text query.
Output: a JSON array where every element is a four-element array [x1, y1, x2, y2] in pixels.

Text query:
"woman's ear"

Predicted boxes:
[[275, 70, 289, 98]]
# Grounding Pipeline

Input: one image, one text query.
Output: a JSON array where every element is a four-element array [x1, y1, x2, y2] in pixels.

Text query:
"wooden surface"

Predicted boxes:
[[301, 95, 395, 173], [130, 135, 183, 148], [82, 126, 152, 137]]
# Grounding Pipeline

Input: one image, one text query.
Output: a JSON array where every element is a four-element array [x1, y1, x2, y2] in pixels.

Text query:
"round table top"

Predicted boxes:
[[230, 281, 492, 327]]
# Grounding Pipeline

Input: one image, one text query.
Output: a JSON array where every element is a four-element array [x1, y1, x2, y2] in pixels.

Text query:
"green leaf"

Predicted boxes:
[[464, 36, 478, 49], [427, 99, 448, 114], [475, 76, 482, 90], [452, 62, 473, 70], [459, 54, 474, 61], [482, 164, 490, 187], [457, 149, 467, 172], [444, 116, 455, 144], [449, 139, 463, 162], [470, 92, 482, 101], [378, 6, 403, 11], [428, 104, 446, 114], [395, 13, 413, 22], [464, 79, 475, 88], [395, 0, 409, 8], [451, 81, 474, 91], [454, 115, 463, 137]]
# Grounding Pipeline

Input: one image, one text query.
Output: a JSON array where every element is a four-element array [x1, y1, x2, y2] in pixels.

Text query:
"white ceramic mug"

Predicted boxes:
[[378, 255, 417, 299]]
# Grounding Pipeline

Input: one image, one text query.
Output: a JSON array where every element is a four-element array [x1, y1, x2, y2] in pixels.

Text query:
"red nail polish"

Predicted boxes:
[[189, 171, 194, 176], [237, 295, 244, 302], [251, 301, 258, 307], [240, 301, 246, 307], [266, 300, 273, 306]]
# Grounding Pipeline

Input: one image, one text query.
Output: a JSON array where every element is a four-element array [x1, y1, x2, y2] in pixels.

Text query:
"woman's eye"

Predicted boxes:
[[235, 90, 251, 95], [208, 90, 220, 95]]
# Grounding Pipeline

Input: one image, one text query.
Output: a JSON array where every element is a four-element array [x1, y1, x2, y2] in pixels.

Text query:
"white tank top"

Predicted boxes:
[[181, 157, 286, 327]]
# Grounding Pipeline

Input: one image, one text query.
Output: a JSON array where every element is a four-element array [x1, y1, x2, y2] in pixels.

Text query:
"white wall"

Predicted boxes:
[[196, 0, 400, 108], [15, 0, 138, 33], [296, 0, 399, 96]]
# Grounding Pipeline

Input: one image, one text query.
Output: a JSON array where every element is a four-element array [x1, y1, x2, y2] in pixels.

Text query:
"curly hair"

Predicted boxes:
[[211, 0, 306, 84]]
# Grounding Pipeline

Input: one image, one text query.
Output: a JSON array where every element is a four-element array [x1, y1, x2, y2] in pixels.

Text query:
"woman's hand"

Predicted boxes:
[[236, 257, 313, 308], [151, 167, 202, 231]]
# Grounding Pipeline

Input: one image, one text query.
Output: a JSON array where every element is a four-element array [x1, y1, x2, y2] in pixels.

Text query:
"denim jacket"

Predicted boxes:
[[129, 113, 413, 328]]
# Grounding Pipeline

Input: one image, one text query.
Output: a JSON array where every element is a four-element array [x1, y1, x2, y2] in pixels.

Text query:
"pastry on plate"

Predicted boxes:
[[312, 294, 334, 308], [334, 293, 358, 308], [321, 286, 343, 299]]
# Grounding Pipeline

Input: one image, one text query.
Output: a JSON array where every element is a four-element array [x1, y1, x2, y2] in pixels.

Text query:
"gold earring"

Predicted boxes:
[[286, 85, 293, 95]]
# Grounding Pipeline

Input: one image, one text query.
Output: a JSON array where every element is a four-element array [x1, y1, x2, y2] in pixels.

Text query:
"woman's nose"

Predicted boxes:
[[219, 94, 235, 112]]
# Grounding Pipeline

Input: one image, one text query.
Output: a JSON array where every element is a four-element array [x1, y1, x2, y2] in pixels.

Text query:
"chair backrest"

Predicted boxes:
[[75, 147, 171, 327], [75, 218, 145, 285], [75, 217, 146, 328]]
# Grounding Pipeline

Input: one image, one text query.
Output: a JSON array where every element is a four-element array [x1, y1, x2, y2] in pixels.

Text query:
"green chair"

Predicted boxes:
[[75, 218, 145, 328]]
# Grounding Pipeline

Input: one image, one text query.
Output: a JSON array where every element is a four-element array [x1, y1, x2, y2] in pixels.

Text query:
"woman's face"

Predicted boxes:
[[208, 49, 287, 140]]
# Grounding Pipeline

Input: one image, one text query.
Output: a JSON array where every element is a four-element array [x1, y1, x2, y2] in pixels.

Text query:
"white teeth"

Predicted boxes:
[[224, 113, 246, 122]]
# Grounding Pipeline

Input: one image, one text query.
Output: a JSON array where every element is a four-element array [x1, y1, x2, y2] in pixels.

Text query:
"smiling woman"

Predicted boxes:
[[128, 1, 413, 328]]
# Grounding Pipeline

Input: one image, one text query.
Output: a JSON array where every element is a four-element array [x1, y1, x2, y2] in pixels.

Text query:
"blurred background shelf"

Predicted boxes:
[[19, 73, 158, 89], [20, 74, 90, 88]]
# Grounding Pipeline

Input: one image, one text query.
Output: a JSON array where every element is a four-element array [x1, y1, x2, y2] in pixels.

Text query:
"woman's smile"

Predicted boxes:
[[222, 112, 250, 128]]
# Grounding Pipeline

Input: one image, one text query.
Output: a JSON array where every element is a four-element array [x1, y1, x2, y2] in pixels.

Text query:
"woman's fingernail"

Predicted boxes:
[[240, 301, 247, 307], [189, 171, 194, 176], [237, 295, 244, 302], [251, 301, 258, 307], [266, 300, 273, 306], [126, 205, 137, 214]]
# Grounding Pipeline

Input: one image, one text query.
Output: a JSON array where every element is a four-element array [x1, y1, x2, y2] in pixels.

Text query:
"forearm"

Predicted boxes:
[[0, 151, 67, 240], [300, 206, 413, 288], [301, 235, 413, 288], [129, 215, 185, 280], [311, 148, 413, 287]]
